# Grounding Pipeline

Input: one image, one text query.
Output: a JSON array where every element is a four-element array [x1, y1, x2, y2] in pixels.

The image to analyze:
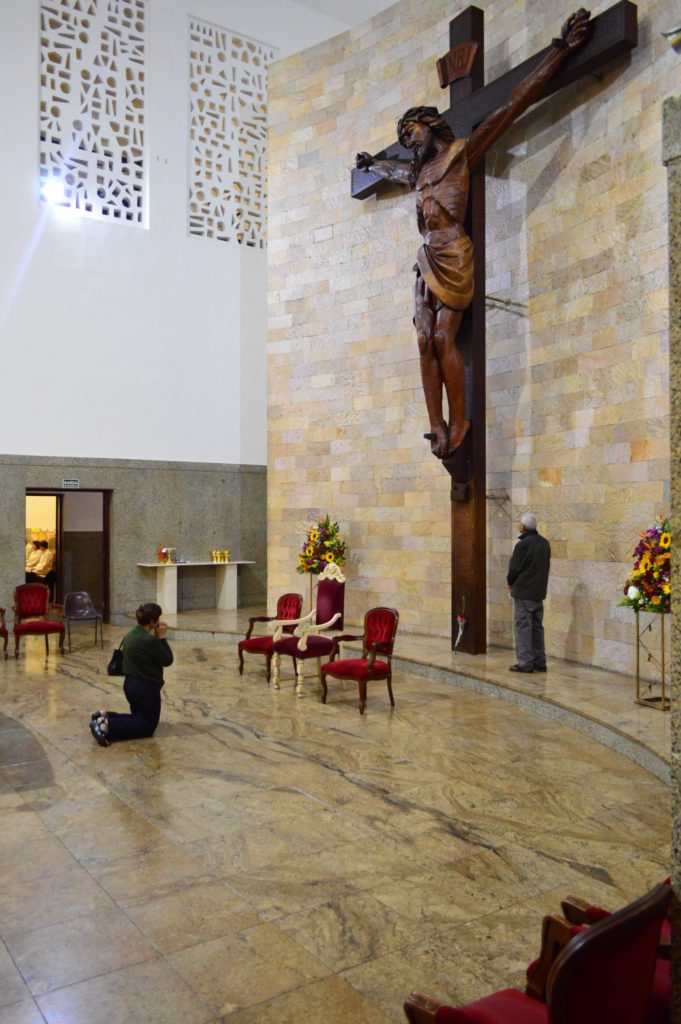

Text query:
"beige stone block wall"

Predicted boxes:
[[267, 0, 679, 674]]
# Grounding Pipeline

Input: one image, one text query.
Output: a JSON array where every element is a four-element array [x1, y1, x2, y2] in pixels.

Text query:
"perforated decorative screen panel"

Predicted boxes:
[[39, 0, 146, 224], [188, 19, 276, 248]]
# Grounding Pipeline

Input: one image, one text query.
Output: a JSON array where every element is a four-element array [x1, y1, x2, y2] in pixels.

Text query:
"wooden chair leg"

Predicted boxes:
[[403, 992, 441, 1024], [14, 634, 20, 658], [265, 652, 272, 681], [320, 671, 328, 703], [272, 652, 281, 688], [358, 679, 367, 715], [59, 631, 65, 654], [238, 647, 244, 675], [67, 619, 72, 652], [295, 659, 305, 697], [386, 673, 395, 707], [45, 634, 49, 655]]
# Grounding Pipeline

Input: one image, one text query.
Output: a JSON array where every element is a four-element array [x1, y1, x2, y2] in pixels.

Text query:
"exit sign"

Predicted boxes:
[[62, 479, 80, 489]]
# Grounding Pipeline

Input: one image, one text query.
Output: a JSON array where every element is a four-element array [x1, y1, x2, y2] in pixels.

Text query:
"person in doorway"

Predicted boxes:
[[25, 540, 41, 580], [507, 513, 551, 673], [89, 602, 173, 747], [28, 540, 57, 598]]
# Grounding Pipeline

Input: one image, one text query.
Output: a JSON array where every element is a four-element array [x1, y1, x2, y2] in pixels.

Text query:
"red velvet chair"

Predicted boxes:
[[553, 887, 671, 1024], [0, 608, 7, 659], [403, 882, 671, 1024], [237, 592, 303, 681], [271, 564, 345, 696], [13, 584, 65, 658], [321, 606, 399, 714]]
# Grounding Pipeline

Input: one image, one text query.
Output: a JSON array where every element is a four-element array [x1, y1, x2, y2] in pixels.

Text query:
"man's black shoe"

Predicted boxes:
[[533, 664, 547, 672], [509, 664, 534, 673]]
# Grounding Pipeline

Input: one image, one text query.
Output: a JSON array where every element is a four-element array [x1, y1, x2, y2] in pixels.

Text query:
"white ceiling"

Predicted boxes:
[[292, 0, 396, 28]]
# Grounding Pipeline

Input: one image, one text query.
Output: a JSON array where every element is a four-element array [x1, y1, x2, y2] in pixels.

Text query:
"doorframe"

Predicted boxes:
[[25, 488, 112, 622]]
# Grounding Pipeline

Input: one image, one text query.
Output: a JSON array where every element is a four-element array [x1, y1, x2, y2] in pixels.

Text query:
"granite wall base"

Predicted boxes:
[[0, 455, 266, 620]]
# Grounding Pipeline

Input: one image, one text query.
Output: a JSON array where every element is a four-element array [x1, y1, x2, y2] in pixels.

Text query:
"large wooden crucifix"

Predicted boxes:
[[352, 2, 637, 654]]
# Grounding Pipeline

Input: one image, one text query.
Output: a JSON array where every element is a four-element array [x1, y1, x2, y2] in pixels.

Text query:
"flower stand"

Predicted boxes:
[[635, 611, 670, 711]]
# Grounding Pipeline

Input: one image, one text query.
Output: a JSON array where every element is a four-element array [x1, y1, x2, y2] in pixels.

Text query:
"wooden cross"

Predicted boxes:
[[351, 2, 637, 654]]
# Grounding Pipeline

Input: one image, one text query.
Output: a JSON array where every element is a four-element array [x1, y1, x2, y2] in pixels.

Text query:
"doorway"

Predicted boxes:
[[25, 489, 112, 621]]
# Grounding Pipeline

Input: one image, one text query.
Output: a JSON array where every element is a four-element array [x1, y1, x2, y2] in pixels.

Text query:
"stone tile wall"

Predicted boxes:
[[267, 0, 679, 674]]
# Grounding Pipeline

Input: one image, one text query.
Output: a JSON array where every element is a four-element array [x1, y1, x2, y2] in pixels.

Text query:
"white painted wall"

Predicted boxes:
[[0, 0, 352, 465]]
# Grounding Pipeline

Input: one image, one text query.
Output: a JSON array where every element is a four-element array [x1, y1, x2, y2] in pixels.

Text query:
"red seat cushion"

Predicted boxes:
[[239, 636, 274, 654], [273, 635, 334, 659], [322, 658, 389, 680], [436, 989, 548, 1023], [14, 620, 64, 636], [0, 627, 7, 637]]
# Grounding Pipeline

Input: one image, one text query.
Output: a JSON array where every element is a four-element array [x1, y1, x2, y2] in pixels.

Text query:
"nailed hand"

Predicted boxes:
[[561, 8, 591, 51]]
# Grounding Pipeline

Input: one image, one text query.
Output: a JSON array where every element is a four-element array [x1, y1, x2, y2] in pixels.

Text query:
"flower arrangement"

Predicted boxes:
[[454, 595, 468, 650], [619, 517, 671, 613], [297, 514, 347, 575]]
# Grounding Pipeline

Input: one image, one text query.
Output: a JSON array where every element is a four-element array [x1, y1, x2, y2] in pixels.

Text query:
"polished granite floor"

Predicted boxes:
[[165, 606, 671, 765], [0, 627, 670, 1024]]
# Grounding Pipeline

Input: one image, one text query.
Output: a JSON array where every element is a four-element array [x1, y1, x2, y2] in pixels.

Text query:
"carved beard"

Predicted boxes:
[[410, 131, 438, 175]]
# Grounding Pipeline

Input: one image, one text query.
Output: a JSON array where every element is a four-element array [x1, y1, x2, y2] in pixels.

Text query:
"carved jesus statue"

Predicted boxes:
[[356, 9, 591, 459]]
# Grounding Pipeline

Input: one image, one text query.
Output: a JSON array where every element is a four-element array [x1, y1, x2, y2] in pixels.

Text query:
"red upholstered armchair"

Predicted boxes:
[[13, 583, 65, 658], [0, 608, 7, 659], [237, 592, 303, 681], [403, 882, 671, 1024], [271, 564, 345, 696], [321, 606, 399, 714], [553, 885, 671, 1024]]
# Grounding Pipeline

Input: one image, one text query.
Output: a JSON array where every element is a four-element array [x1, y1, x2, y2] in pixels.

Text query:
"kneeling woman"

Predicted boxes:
[[90, 603, 173, 746]]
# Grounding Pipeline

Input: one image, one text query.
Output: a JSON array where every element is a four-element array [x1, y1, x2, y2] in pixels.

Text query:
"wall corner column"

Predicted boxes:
[[663, 92, 681, 1021]]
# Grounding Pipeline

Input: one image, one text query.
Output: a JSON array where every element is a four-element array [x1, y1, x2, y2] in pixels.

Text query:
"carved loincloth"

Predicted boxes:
[[416, 229, 474, 311]]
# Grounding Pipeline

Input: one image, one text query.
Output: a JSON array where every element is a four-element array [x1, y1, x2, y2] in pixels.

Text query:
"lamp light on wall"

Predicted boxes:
[[41, 177, 67, 205], [662, 25, 681, 55]]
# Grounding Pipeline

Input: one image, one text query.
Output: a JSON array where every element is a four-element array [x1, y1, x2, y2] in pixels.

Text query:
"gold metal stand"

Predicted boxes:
[[635, 610, 670, 711]]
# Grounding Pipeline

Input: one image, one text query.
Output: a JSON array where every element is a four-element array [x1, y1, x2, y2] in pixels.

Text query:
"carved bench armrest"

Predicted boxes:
[[526, 915, 578, 1002], [560, 896, 608, 925], [328, 632, 364, 658], [272, 610, 315, 643], [403, 991, 442, 1023], [292, 612, 341, 652], [366, 640, 390, 669], [245, 614, 275, 640]]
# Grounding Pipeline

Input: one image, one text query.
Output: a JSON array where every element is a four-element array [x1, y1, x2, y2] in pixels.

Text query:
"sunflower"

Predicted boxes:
[[660, 532, 671, 549], [305, 545, 314, 557], [638, 556, 651, 573], [309, 529, 319, 542], [324, 552, 335, 562]]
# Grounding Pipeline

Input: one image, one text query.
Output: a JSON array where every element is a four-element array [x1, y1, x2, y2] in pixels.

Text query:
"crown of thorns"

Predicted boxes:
[[397, 106, 455, 148]]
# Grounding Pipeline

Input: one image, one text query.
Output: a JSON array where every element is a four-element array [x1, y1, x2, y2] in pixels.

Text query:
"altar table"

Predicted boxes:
[[137, 561, 254, 614]]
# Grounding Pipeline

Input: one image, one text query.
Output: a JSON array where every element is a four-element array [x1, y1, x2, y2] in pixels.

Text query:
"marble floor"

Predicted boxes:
[[165, 606, 671, 767], [0, 627, 670, 1024]]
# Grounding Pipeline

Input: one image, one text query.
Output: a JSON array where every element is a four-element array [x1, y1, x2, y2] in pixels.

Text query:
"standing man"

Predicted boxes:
[[507, 513, 551, 673]]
